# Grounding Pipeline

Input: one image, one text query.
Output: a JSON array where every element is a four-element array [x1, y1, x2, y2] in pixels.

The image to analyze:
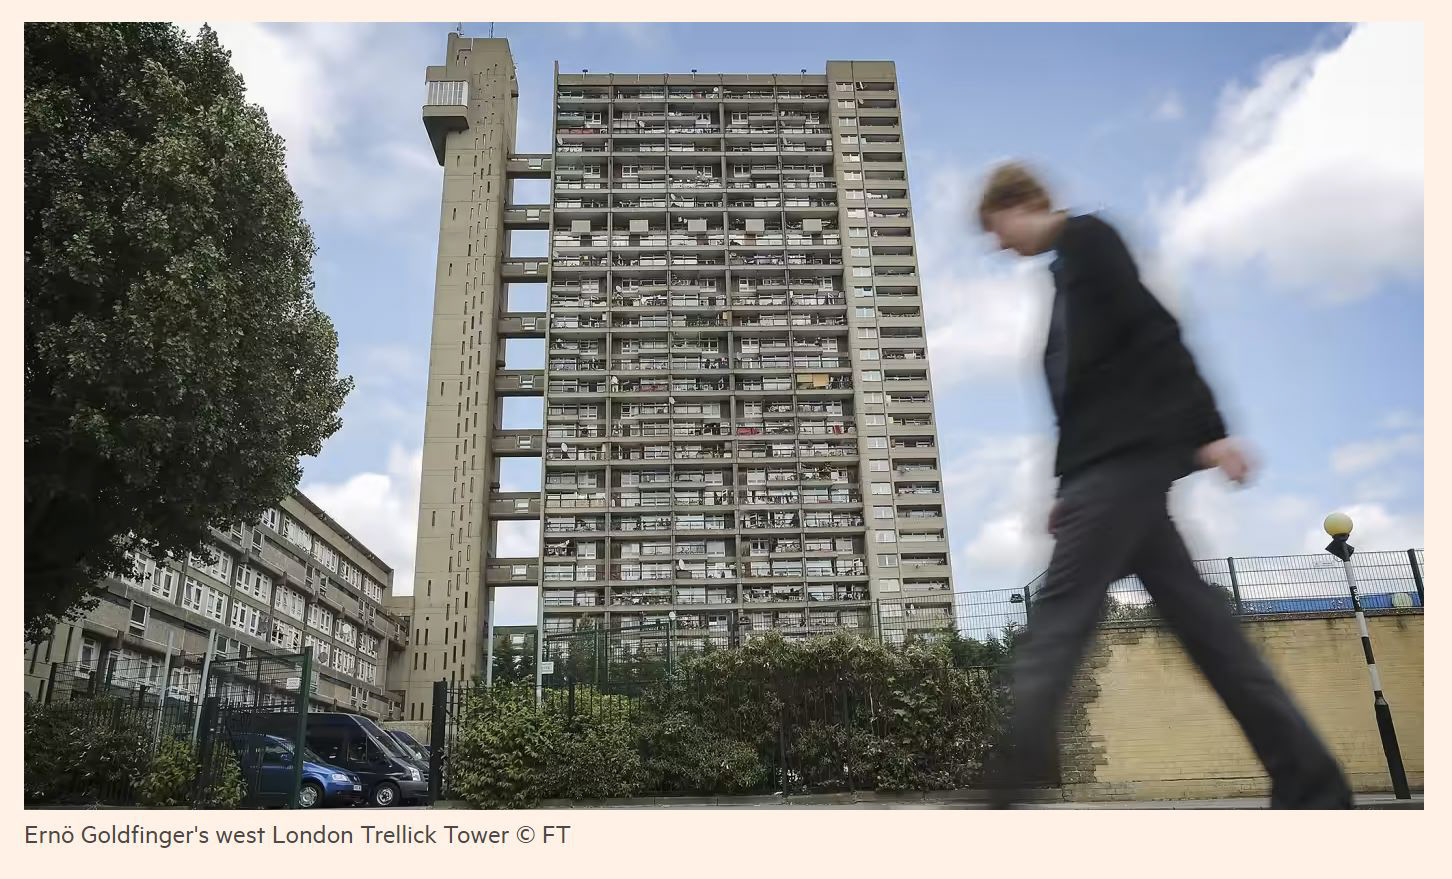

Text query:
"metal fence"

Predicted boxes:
[[25, 650, 314, 808], [534, 549, 1424, 686]]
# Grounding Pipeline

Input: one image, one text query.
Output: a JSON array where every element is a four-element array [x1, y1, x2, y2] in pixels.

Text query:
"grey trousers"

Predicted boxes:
[[999, 448, 1352, 808]]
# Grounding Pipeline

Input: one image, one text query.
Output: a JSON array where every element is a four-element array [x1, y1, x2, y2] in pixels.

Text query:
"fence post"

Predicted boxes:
[[1022, 586, 1032, 623], [567, 676, 577, 722], [429, 679, 447, 804], [194, 695, 219, 805], [1227, 557, 1244, 616], [136, 685, 148, 708], [289, 646, 312, 809], [1408, 549, 1425, 607]]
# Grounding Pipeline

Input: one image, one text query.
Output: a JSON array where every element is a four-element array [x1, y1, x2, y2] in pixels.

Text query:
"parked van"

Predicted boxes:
[[229, 733, 363, 808], [252, 712, 428, 807]]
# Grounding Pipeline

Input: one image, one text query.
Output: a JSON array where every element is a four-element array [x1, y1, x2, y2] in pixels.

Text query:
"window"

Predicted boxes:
[[855, 306, 876, 319], [261, 508, 280, 531], [839, 116, 857, 127], [875, 530, 898, 543], [854, 286, 875, 298], [871, 483, 892, 495], [271, 619, 303, 651], [860, 349, 880, 361], [282, 517, 313, 553], [128, 603, 148, 635], [878, 577, 901, 593], [851, 247, 870, 258], [204, 587, 228, 622], [276, 586, 306, 622], [190, 547, 233, 584], [315, 542, 339, 573], [852, 267, 871, 277], [843, 152, 861, 163], [849, 226, 867, 238], [873, 506, 895, 519], [337, 620, 358, 648], [835, 81, 853, 91], [863, 392, 884, 404], [846, 189, 864, 200], [864, 414, 886, 426], [878, 554, 899, 568], [869, 459, 890, 471], [867, 437, 888, 450], [358, 661, 378, 685], [858, 327, 878, 339], [78, 637, 100, 672], [308, 605, 335, 634], [237, 566, 272, 603], [231, 601, 264, 638], [863, 370, 882, 382], [181, 576, 204, 612]]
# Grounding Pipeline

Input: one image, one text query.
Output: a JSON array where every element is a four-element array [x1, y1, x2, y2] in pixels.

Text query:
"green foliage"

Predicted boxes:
[[198, 742, 245, 809], [24, 22, 350, 640], [24, 697, 151, 805], [446, 631, 1011, 805], [636, 710, 765, 794], [544, 713, 643, 801], [138, 737, 197, 806], [449, 686, 560, 809]]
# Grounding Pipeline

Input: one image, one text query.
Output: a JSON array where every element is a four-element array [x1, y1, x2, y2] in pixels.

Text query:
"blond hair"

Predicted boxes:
[[977, 162, 1053, 231]]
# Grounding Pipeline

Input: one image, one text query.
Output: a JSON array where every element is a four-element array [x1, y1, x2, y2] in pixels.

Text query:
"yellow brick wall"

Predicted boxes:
[[1059, 613, 1423, 801]]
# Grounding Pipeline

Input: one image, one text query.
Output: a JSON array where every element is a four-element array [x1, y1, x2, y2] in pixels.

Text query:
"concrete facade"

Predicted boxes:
[[392, 36, 958, 721], [24, 492, 408, 720], [1057, 611, 1425, 801]]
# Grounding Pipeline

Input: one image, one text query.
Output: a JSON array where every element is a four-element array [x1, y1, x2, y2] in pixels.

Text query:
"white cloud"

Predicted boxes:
[[301, 445, 422, 596], [914, 163, 1055, 389], [1295, 502, 1424, 553], [1155, 90, 1186, 121], [1330, 432, 1423, 475], [177, 22, 443, 225], [941, 433, 1058, 590], [1160, 23, 1423, 302]]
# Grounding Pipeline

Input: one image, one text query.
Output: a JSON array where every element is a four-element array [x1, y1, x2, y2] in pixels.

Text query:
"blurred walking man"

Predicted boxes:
[[975, 163, 1352, 809]]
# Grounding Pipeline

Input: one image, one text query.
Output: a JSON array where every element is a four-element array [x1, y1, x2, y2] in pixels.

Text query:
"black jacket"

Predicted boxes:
[[1045, 213, 1228, 482]]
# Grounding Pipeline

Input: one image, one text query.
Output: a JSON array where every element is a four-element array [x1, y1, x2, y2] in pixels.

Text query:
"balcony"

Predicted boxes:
[[501, 259, 547, 281], [485, 560, 539, 586], [422, 80, 469, 165]]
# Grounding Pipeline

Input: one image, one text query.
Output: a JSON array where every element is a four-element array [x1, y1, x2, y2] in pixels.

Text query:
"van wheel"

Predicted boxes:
[[298, 782, 323, 808], [371, 782, 400, 807]]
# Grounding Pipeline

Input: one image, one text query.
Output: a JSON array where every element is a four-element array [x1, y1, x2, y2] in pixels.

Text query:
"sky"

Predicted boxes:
[[178, 22, 1424, 626]]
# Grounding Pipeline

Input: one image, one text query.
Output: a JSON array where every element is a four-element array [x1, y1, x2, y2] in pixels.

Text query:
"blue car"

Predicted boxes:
[[230, 733, 364, 808]]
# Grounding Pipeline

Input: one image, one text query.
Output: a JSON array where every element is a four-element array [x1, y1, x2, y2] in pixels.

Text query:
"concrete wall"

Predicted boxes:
[[1059, 611, 1424, 801]]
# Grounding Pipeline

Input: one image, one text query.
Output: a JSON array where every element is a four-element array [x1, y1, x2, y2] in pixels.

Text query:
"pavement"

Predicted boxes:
[[430, 791, 1423, 810]]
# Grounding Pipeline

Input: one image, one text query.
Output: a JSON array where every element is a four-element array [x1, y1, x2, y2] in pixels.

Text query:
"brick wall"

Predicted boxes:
[[1058, 611, 1423, 802]]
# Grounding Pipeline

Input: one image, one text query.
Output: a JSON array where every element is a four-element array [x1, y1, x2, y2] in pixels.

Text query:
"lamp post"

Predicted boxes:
[[666, 611, 677, 678], [1323, 512, 1411, 799]]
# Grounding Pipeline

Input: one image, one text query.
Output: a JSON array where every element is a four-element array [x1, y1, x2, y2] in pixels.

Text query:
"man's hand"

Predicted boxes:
[[1196, 437, 1254, 485]]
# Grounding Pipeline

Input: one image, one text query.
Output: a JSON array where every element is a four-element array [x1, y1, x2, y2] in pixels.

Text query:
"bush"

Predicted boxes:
[[197, 743, 245, 809], [138, 738, 198, 806], [24, 697, 151, 805], [544, 712, 643, 801], [636, 710, 764, 795], [443, 630, 1009, 805], [449, 685, 560, 809]]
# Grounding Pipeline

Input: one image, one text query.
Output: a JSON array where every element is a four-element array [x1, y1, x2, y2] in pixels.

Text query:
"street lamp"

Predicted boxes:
[[1323, 512, 1411, 799], [666, 611, 677, 678]]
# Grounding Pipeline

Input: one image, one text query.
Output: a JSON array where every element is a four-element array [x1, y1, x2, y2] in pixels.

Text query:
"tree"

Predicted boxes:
[[24, 23, 351, 640]]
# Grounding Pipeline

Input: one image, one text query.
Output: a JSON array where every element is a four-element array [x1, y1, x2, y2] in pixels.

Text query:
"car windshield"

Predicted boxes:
[[353, 716, 412, 761], [389, 733, 425, 760]]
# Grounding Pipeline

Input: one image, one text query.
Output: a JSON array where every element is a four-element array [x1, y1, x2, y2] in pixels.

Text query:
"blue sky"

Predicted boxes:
[[189, 22, 1424, 624]]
